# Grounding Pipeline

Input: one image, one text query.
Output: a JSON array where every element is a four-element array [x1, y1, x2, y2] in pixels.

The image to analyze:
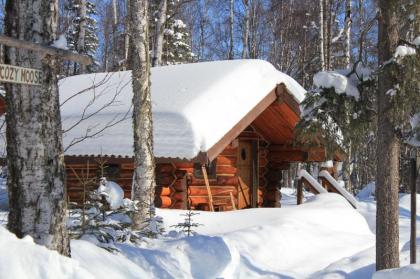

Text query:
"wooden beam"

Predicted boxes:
[[206, 88, 278, 161], [0, 35, 93, 65], [275, 83, 301, 117], [201, 165, 215, 212], [269, 145, 327, 162]]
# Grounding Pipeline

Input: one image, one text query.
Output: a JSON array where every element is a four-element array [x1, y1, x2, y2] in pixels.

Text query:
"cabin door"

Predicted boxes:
[[237, 140, 257, 209]]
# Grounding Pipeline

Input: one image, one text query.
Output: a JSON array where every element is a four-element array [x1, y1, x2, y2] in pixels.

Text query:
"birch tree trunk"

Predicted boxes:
[[242, 0, 249, 59], [319, 0, 325, 70], [76, 0, 87, 73], [344, 0, 351, 67], [376, 0, 400, 270], [128, 0, 156, 230], [123, 0, 130, 69], [112, 0, 118, 70], [4, 0, 69, 256], [152, 0, 167, 67], [228, 0, 234, 60]]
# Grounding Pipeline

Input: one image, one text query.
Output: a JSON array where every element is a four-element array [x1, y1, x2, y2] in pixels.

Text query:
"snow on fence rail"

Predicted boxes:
[[297, 169, 328, 194], [319, 170, 358, 209]]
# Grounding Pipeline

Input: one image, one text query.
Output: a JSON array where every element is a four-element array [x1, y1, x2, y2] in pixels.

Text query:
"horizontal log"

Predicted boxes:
[[171, 201, 187, 210], [174, 162, 194, 169], [190, 196, 233, 206], [268, 162, 291, 170], [155, 196, 172, 208], [216, 175, 238, 185], [216, 165, 237, 175], [120, 163, 134, 170], [219, 148, 237, 156], [155, 187, 171, 196], [0, 34, 94, 65], [156, 163, 175, 173], [188, 186, 237, 196], [269, 150, 307, 162], [155, 174, 176, 187], [216, 155, 237, 166], [172, 191, 187, 201]]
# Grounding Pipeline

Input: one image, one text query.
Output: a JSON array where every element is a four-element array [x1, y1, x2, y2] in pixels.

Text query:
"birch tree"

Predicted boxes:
[[151, 0, 167, 67], [128, 0, 156, 230], [242, 0, 250, 59], [343, 0, 351, 67], [112, 0, 119, 69], [4, 0, 69, 255], [228, 0, 234, 60], [319, 0, 325, 70]]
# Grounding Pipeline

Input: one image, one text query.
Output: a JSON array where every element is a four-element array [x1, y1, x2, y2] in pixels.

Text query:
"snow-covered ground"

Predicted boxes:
[[0, 186, 420, 278]]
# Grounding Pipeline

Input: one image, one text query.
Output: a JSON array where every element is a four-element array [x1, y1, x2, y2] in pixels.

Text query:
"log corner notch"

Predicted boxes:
[[0, 35, 94, 65]]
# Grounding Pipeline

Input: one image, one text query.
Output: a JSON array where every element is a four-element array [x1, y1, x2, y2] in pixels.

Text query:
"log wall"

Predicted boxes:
[[64, 127, 283, 211]]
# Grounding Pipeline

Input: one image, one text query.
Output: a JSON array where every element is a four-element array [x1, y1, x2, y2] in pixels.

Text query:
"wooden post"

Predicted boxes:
[[297, 178, 303, 205], [230, 191, 237, 210], [201, 165, 214, 212], [410, 158, 417, 264]]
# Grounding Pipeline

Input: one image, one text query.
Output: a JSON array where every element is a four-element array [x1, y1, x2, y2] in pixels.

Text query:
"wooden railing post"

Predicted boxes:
[[201, 165, 214, 212], [297, 178, 303, 205]]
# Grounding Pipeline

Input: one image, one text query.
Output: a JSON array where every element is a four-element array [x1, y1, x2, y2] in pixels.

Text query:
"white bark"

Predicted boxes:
[[152, 0, 167, 67], [228, 0, 234, 60], [124, 0, 130, 68], [112, 0, 118, 69], [344, 0, 352, 67], [128, 0, 156, 230], [242, 0, 250, 59], [319, 0, 325, 70], [5, 0, 69, 255], [77, 0, 87, 73]]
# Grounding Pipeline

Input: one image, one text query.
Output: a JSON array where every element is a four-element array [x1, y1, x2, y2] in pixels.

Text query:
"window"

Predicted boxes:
[[193, 161, 217, 179]]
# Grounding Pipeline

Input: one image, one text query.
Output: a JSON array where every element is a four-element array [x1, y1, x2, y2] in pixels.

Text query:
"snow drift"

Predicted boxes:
[[0, 193, 374, 278]]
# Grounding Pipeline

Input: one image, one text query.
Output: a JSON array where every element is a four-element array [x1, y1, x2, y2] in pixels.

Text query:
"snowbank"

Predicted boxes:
[[59, 60, 306, 159], [356, 182, 375, 200], [0, 227, 94, 279], [0, 193, 379, 278], [373, 264, 420, 279]]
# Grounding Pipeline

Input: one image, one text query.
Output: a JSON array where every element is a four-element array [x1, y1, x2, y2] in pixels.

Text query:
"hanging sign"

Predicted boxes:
[[0, 64, 42, 86]]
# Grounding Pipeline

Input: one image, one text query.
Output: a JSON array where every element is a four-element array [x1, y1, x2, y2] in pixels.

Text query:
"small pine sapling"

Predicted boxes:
[[137, 203, 165, 239], [171, 186, 202, 237], [171, 210, 201, 237]]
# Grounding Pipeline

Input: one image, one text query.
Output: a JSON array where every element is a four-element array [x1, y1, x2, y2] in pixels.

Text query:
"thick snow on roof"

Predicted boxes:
[[60, 59, 306, 159]]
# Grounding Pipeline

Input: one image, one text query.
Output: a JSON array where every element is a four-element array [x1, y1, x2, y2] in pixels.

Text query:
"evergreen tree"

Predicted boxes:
[[161, 1, 194, 65], [66, 0, 99, 73]]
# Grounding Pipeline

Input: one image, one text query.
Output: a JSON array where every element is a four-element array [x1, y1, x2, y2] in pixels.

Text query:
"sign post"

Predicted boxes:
[[0, 64, 43, 86]]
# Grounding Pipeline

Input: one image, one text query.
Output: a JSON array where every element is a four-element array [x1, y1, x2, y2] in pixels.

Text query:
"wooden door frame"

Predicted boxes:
[[238, 139, 259, 208], [251, 140, 259, 208]]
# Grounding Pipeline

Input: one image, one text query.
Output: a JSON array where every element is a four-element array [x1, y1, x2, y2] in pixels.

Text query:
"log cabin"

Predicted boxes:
[[0, 60, 343, 211]]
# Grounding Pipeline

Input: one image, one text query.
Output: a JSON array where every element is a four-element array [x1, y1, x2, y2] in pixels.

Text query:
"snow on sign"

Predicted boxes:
[[0, 64, 42, 86]]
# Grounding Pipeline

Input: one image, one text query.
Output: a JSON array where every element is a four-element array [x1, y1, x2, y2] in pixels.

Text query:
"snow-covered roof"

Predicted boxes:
[[60, 59, 306, 159]]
